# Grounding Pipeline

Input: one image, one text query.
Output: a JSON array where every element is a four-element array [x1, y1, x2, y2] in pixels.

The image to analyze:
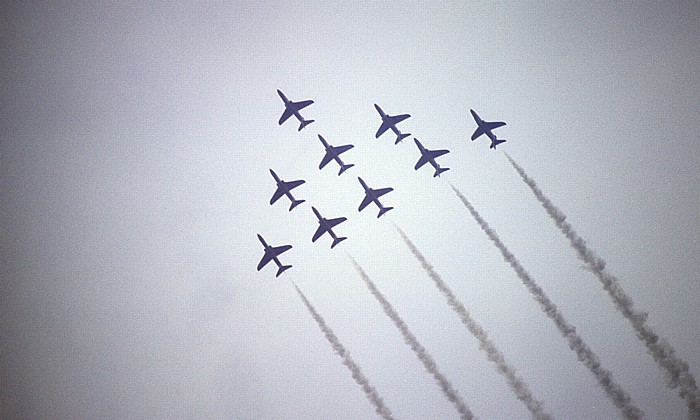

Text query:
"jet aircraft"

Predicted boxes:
[[470, 109, 506, 149], [358, 177, 394, 218], [374, 104, 411, 144], [413, 138, 450, 177], [318, 135, 355, 175], [256, 234, 292, 277], [311, 207, 347, 248], [277, 89, 315, 131], [269, 169, 305, 211]]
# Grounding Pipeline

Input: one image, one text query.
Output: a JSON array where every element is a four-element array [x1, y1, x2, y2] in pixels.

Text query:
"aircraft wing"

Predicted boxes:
[[372, 187, 393, 198], [291, 99, 313, 111], [358, 194, 373, 212], [471, 127, 484, 140], [326, 216, 347, 228], [429, 149, 449, 159], [415, 155, 429, 170], [485, 121, 506, 130], [319, 151, 333, 169], [270, 187, 285, 205], [279, 108, 294, 125], [389, 114, 410, 124], [283, 179, 305, 190], [257, 250, 273, 270], [271, 244, 292, 256], [312, 224, 327, 242], [332, 144, 354, 155], [375, 122, 390, 138]]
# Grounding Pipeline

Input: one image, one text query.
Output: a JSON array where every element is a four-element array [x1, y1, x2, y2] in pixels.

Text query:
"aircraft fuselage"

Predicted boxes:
[[257, 234, 284, 268], [417, 142, 439, 169]]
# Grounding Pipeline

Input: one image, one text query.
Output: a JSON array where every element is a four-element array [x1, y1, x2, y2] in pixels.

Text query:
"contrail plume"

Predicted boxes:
[[395, 225, 553, 420], [292, 282, 396, 420], [450, 183, 645, 420], [348, 256, 476, 420], [505, 153, 700, 418]]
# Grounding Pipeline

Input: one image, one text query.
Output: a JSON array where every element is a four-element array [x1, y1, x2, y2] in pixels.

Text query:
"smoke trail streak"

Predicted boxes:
[[450, 183, 645, 420], [292, 282, 396, 420], [396, 226, 553, 420], [505, 153, 700, 418], [348, 257, 476, 420]]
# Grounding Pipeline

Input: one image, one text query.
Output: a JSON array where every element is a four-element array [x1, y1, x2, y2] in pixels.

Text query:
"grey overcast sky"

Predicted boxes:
[[1, 1, 699, 419]]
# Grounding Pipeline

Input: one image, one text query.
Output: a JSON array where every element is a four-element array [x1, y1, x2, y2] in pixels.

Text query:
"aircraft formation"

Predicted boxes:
[[257, 91, 700, 419], [258, 89, 509, 277]]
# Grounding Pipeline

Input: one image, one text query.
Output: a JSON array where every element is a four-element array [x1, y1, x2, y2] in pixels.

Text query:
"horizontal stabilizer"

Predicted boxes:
[[331, 237, 347, 249], [377, 206, 394, 218], [289, 199, 305, 211], [434, 167, 450, 177], [395, 132, 411, 144], [298, 119, 314, 131], [490, 139, 506, 149], [276, 264, 292, 277], [338, 163, 354, 176]]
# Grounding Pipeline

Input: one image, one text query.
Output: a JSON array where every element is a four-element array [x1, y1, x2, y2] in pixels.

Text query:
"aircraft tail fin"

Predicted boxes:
[[276, 264, 292, 277], [289, 199, 305, 211], [490, 139, 506, 149], [331, 237, 347, 249], [377, 207, 394, 218], [298, 119, 315, 131], [395, 133, 411, 144], [338, 163, 355, 176], [434, 167, 450, 177]]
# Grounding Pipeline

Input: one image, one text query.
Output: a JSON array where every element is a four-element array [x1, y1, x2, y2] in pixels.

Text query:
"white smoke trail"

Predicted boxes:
[[505, 153, 700, 418], [292, 282, 396, 420], [395, 225, 553, 420], [450, 183, 645, 420], [348, 256, 476, 420]]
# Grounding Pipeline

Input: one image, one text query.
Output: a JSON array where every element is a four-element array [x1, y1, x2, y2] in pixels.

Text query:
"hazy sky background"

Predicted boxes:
[[2, 2, 698, 419]]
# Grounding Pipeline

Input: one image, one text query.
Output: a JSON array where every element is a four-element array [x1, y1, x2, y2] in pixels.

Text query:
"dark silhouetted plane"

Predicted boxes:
[[277, 89, 314, 131], [374, 104, 411, 144], [311, 207, 347, 248], [269, 169, 305, 211], [256, 234, 292, 277], [318, 135, 355, 175], [414, 138, 450, 177], [470, 109, 506, 149], [358, 177, 394, 218]]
